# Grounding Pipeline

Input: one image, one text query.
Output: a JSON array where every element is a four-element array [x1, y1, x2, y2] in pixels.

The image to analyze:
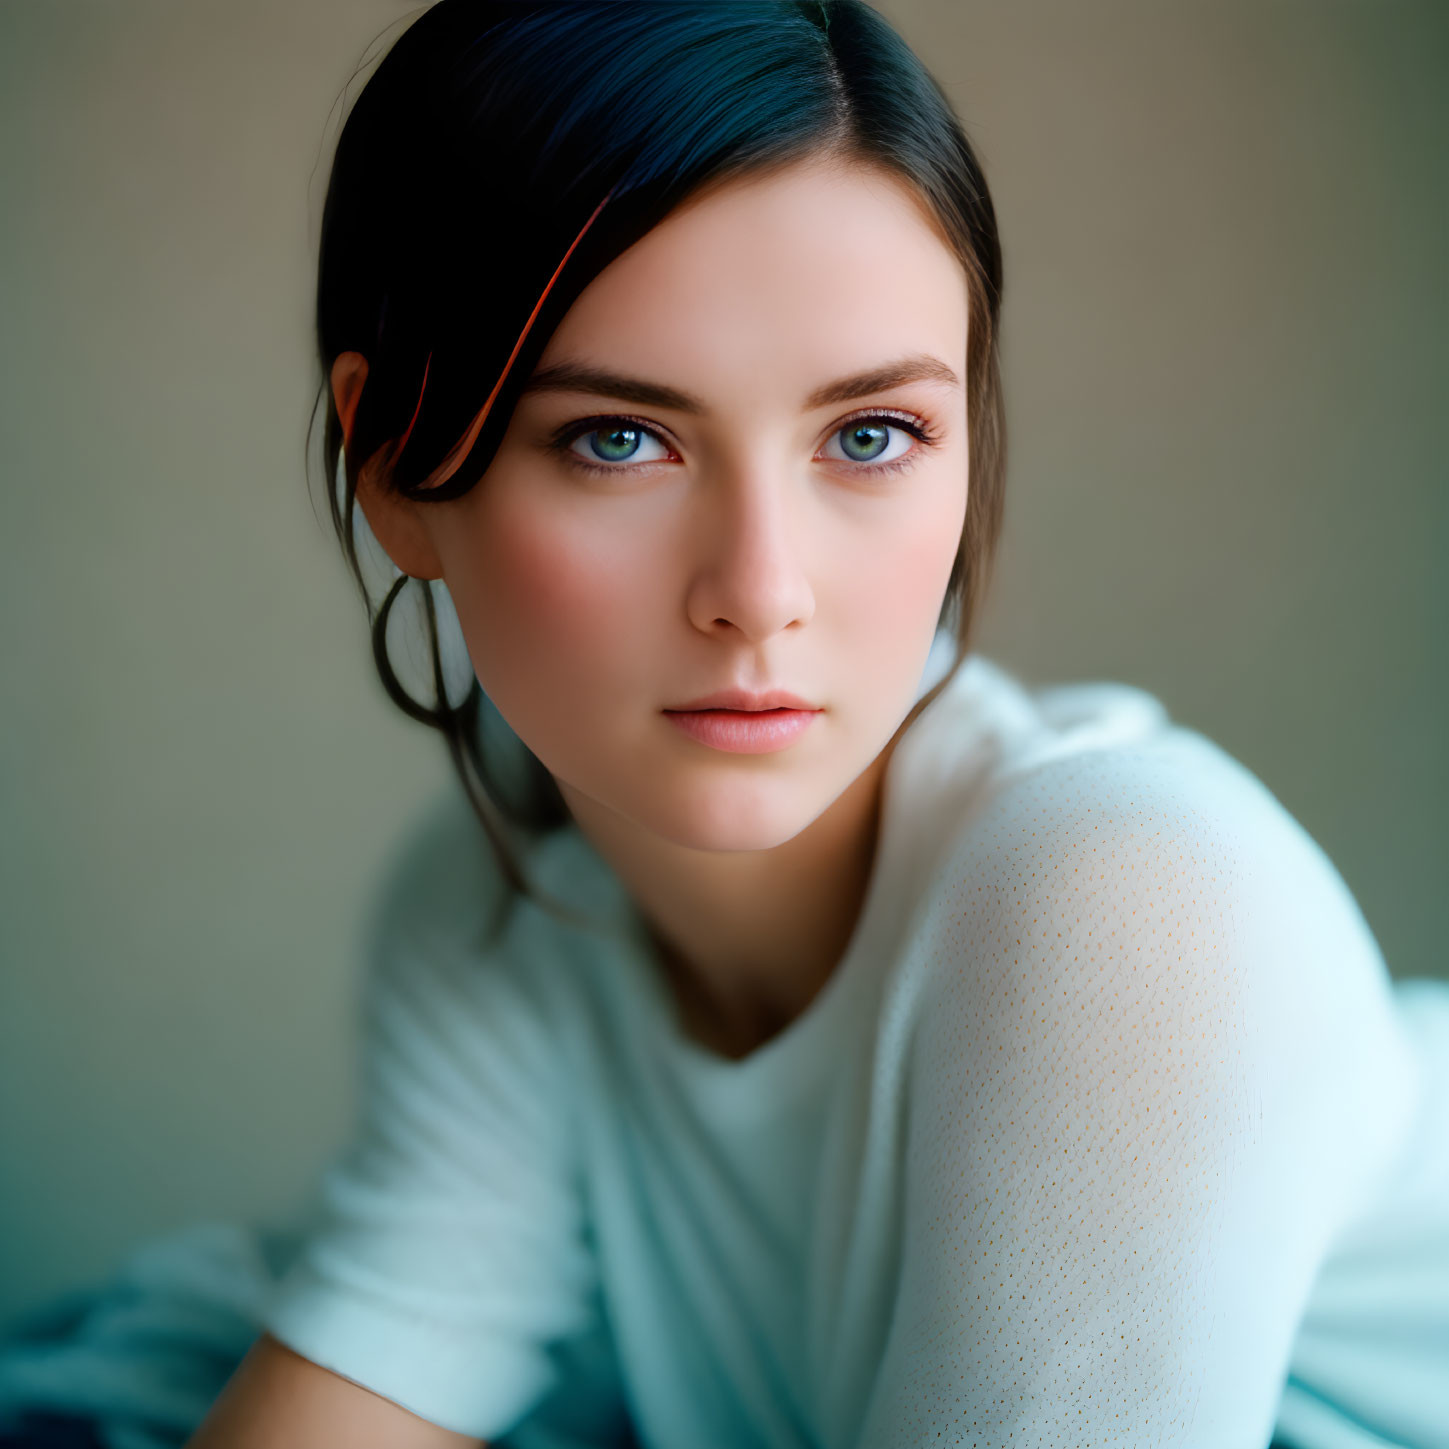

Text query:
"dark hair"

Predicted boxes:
[[310, 0, 1006, 935]]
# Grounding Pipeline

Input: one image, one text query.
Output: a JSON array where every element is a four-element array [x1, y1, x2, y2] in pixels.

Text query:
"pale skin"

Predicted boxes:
[[337, 153, 971, 1060], [184, 153, 970, 1442]]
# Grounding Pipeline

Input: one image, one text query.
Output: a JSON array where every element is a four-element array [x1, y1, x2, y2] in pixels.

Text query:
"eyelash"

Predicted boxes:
[[546, 408, 943, 480]]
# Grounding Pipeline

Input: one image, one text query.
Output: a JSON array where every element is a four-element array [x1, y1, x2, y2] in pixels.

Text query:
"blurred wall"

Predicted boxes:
[[1, 0, 1444, 1324]]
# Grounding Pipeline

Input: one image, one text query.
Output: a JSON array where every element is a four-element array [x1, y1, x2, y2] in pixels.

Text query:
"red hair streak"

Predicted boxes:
[[393, 349, 432, 458], [405, 184, 619, 490]]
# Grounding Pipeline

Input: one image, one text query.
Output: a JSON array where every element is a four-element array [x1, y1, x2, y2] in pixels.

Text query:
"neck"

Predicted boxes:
[[560, 740, 896, 1059]]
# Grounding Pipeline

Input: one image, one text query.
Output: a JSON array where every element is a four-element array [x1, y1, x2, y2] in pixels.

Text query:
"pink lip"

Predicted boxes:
[[663, 707, 820, 754]]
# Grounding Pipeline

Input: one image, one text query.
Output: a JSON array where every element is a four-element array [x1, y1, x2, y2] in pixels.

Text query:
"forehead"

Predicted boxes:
[[536, 157, 969, 392]]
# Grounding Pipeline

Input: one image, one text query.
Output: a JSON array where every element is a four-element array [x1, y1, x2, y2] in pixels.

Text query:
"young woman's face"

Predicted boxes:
[[393, 156, 969, 852]]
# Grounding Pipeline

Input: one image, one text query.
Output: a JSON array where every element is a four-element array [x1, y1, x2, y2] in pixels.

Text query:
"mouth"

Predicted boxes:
[[662, 705, 820, 755]]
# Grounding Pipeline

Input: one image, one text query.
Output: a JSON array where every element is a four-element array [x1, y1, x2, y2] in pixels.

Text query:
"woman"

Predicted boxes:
[[182, 1, 1448, 1445]]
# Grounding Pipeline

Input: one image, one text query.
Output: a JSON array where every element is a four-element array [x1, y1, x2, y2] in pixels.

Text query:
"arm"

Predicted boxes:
[[855, 745, 1421, 1447], [184, 1331, 487, 1448]]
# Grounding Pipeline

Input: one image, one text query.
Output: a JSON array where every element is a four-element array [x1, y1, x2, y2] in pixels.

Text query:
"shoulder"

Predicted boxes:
[[364, 787, 511, 953], [356, 789, 573, 1048], [919, 660, 1370, 962], [903, 679, 1420, 1215], [922, 686, 1378, 1005]]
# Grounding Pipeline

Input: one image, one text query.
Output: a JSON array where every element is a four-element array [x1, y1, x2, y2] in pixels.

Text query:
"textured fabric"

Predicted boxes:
[[256, 631, 1448, 1448]]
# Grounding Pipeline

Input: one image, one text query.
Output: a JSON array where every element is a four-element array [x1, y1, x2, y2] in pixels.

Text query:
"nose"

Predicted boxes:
[[683, 461, 816, 644]]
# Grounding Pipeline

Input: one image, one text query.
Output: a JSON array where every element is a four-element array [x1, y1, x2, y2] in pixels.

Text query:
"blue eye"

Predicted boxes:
[[567, 422, 672, 468], [823, 419, 916, 468]]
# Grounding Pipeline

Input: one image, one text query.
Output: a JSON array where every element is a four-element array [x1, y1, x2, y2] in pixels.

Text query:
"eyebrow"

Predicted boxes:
[[517, 352, 962, 413]]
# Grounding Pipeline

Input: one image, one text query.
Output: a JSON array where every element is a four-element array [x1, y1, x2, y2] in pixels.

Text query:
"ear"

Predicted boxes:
[[330, 351, 444, 582]]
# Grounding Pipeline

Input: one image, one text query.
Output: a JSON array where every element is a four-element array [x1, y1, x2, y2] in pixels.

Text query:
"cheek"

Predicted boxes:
[[442, 493, 653, 703], [840, 478, 966, 637], [820, 478, 965, 727]]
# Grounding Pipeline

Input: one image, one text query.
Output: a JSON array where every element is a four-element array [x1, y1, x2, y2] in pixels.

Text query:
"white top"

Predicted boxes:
[[260, 634, 1449, 1448]]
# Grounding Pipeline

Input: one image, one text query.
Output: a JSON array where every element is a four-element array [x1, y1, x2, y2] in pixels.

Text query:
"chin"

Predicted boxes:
[[633, 778, 833, 854]]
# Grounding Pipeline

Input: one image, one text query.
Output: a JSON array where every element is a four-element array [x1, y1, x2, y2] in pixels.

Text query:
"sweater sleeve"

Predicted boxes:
[[258, 794, 601, 1441], [853, 737, 1423, 1449]]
